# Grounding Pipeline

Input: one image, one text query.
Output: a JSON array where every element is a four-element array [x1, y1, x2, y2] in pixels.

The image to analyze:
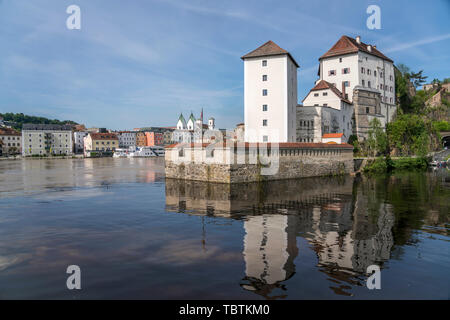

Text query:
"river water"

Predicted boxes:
[[0, 158, 448, 299]]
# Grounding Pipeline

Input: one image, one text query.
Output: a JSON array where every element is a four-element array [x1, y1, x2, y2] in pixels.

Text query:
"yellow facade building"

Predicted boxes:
[[84, 133, 118, 157]]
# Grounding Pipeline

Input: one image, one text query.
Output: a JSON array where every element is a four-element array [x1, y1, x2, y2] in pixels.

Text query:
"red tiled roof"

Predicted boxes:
[[306, 80, 352, 104], [323, 133, 344, 138], [90, 133, 118, 140], [241, 40, 300, 68], [319, 35, 393, 63], [165, 142, 352, 149], [0, 128, 20, 136]]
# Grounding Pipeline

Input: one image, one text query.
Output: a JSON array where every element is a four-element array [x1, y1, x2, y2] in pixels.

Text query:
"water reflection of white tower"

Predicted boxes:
[[241, 214, 298, 298]]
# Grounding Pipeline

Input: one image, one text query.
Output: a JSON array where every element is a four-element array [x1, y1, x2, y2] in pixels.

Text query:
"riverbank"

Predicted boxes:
[[0, 154, 85, 160], [362, 156, 429, 174]]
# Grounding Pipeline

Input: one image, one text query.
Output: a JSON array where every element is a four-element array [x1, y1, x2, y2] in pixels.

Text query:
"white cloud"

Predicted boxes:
[[384, 33, 450, 53]]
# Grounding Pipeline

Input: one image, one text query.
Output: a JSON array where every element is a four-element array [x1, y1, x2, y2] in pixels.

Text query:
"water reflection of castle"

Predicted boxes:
[[165, 177, 394, 298]]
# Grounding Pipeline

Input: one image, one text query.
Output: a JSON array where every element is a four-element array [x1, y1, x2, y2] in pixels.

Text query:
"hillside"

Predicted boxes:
[[0, 112, 78, 131]]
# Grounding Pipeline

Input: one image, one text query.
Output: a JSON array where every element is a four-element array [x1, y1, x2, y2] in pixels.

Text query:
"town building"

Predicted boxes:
[[73, 131, 88, 154], [136, 131, 147, 147], [317, 35, 396, 139], [163, 129, 175, 145], [0, 127, 21, 155], [145, 131, 164, 146], [83, 132, 118, 157], [117, 131, 137, 148], [22, 124, 73, 156], [242, 40, 299, 143], [299, 80, 353, 142]]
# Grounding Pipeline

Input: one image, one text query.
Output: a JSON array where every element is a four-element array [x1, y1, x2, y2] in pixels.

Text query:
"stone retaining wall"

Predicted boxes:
[[165, 144, 354, 183]]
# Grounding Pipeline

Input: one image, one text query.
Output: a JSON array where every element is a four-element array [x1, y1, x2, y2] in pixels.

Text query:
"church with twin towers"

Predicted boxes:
[[241, 36, 396, 144]]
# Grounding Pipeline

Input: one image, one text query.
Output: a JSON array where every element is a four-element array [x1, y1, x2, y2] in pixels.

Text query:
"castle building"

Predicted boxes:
[[299, 80, 353, 142], [316, 35, 396, 139], [241, 41, 299, 143]]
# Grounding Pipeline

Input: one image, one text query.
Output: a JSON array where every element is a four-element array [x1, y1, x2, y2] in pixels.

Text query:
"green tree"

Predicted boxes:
[[367, 118, 388, 156]]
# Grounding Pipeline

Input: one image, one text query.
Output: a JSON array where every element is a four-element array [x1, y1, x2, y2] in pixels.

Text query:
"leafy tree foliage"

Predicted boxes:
[[0, 113, 78, 131]]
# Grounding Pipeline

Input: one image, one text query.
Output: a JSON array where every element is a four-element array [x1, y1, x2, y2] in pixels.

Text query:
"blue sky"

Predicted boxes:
[[0, 0, 449, 130]]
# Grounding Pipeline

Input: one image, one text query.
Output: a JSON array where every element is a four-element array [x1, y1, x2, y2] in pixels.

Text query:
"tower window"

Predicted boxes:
[[262, 89, 268, 96], [262, 60, 267, 67], [263, 135, 268, 142], [262, 75, 267, 81], [263, 119, 267, 126], [262, 104, 268, 111]]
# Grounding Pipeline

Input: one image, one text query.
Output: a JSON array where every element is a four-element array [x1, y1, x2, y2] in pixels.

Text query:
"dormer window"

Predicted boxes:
[[262, 60, 267, 67]]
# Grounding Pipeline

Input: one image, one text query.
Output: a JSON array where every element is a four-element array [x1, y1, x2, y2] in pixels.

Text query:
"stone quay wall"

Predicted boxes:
[[165, 143, 354, 184]]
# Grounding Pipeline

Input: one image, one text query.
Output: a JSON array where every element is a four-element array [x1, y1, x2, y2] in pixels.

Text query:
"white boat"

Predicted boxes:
[[125, 146, 165, 158]]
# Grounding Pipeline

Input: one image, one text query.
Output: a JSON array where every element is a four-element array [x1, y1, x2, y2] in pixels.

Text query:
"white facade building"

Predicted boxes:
[[73, 131, 88, 154], [117, 131, 137, 148], [22, 124, 73, 156], [301, 80, 353, 142], [318, 35, 396, 126], [242, 41, 299, 143]]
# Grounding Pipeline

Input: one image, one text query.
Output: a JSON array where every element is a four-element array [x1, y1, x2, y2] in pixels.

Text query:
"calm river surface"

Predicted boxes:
[[0, 158, 448, 299]]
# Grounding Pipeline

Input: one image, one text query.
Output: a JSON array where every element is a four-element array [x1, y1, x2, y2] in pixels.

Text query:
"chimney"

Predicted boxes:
[[367, 45, 372, 52], [356, 36, 361, 44]]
